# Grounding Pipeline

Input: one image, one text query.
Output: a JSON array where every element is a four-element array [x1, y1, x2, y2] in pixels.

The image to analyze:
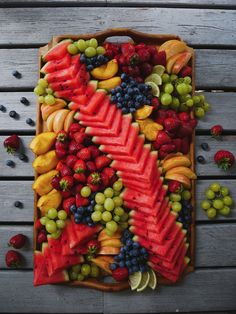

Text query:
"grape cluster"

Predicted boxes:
[[70, 193, 96, 227], [40, 209, 68, 239], [67, 38, 106, 57], [110, 73, 153, 114], [176, 200, 193, 233], [69, 263, 100, 281], [34, 78, 56, 105], [110, 230, 149, 275], [80, 54, 109, 72]]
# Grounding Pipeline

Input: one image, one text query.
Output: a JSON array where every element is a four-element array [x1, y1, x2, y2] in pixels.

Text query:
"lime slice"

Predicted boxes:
[[145, 73, 162, 86], [136, 271, 150, 292], [145, 82, 160, 97], [129, 271, 142, 291], [148, 269, 157, 290], [153, 65, 165, 77]]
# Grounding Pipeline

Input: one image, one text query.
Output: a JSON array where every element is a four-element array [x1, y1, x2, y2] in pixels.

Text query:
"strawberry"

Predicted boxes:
[[211, 125, 223, 138], [77, 147, 91, 161], [100, 173, 110, 187], [73, 159, 86, 173], [159, 148, 169, 160], [63, 196, 75, 214], [214, 150, 235, 170], [112, 267, 129, 282], [102, 167, 116, 180], [178, 112, 190, 122], [73, 172, 86, 183], [60, 176, 74, 191], [147, 45, 157, 56], [86, 161, 96, 172], [190, 118, 198, 129], [8, 234, 27, 249], [135, 43, 146, 51], [35, 218, 43, 230], [56, 130, 68, 142], [55, 147, 67, 159], [151, 97, 160, 109], [164, 118, 181, 132], [129, 53, 140, 66], [87, 239, 100, 255], [72, 184, 83, 194], [37, 230, 47, 245], [172, 138, 182, 152], [55, 141, 67, 159], [76, 194, 89, 207], [5, 250, 22, 267], [135, 76, 143, 83], [61, 190, 73, 198], [154, 51, 166, 66], [168, 180, 183, 193], [88, 183, 100, 192], [65, 155, 78, 168], [109, 174, 118, 186], [121, 43, 135, 56], [166, 109, 178, 119], [137, 48, 150, 63], [95, 155, 111, 170], [68, 122, 81, 136], [153, 131, 171, 149], [181, 137, 190, 154], [73, 132, 86, 144], [59, 164, 73, 177], [51, 175, 61, 190], [180, 65, 192, 77], [4, 134, 20, 154], [87, 172, 101, 185], [154, 109, 168, 125], [69, 140, 83, 155], [140, 62, 153, 77], [161, 143, 176, 153]]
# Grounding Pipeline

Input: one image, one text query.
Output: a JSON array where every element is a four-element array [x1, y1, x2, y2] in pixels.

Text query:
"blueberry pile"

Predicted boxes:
[[110, 73, 153, 114], [80, 54, 109, 72], [110, 230, 149, 274], [70, 194, 96, 227], [176, 200, 192, 233]]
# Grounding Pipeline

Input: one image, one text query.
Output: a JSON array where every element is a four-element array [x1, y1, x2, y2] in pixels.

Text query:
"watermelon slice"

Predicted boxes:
[[80, 91, 106, 115], [60, 223, 88, 255], [46, 65, 80, 84], [41, 54, 71, 74], [55, 86, 86, 100], [34, 250, 69, 286], [76, 97, 110, 123], [49, 72, 85, 92], [43, 39, 72, 62], [81, 105, 116, 128], [70, 84, 94, 105]]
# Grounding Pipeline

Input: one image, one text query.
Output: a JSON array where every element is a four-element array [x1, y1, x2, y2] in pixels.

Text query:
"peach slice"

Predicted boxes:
[[100, 239, 122, 248], [91, 256, 114, 275], [98, 228, 122, 242], [160, 40, 187, 60], [171, 49, 193, 74], [91, 59, 118, 80], [98, 246, 120, 255], [165, 172, 191, 189], [53, 109, 70, 133], [46, 110, 58, 131], [41, 98, 67, 121], [64, 110, 75, 132], [166, 52, 184, 73]]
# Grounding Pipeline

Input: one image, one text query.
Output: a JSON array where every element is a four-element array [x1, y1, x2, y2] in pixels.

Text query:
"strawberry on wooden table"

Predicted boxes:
[[211, 125, 223, 138], [4, 134, 20, 154], [8, 234, 27, 249], [5, 250, 22, 268], [214, 150, 235, 170]]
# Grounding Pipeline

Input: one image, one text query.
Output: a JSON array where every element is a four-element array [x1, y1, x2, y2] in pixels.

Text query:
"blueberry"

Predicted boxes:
[[87, 222, 94, 227], [136, 95, 143, 102], [133, 265, 139, 272], [9, 110, 17, 118], [119, 261, 125, 268], [95, 61, 100, 67], [114, 255, 120, 262], [20, 97, 29, 105], [75, 218, 81, 224], [116, 87, 122, 93], [14, 201, 23, 208], [128, 268, 133, 275], [126, 239, 133, 247], [87, 205, 93, 213], [111, 96, 116, 103], [74, 212, 82, 220], [0, 104, 6, 112], [132, 249, 139, 257], [121, 107, 128, 114], [143, 253, 149, 260], [117, 102, 122, 109], [123, 230, 132, 239], [110, 263, 118, 271], [80, 54, 86, 63], [26, 118, 34, 126], [121, 82, 127, 89], [131, 258, 137, 265], [132, 242, 140, 249], [116, 92, 121, 98], [178, 216, 184, 223], [140, 247, 147, 255], [125, 260, 132, 267], [125, 253, 131, 261], [82, 217, 87, 224], [117, 96, 123, 103], [127, 88, 133, 95], [120, 247, 125, 254], [77, 207, 85, 214], [87, 64, 94, 71], [90, 57, 97, 63], [6, 160, 15, 167], [18, 153, 28, 162], [134, 102, 140, 109], [90, 200, 95, 206], [70, 205, 77, 213], [197, 155, 205, 164], [139, 265, 148, 272], [147, 84, 152, 91], [121, 73, 128, 81], [201, 143, 209, 151], [85, 216, 92, 223], [97, 55, 104, 62], [110, 89, 116, 95], [12, 70, 21, 78], [130, 108, 136, 113], [146, 99, 151, 105], [147, 94, 153, 100], [124, 94, 130, 101]]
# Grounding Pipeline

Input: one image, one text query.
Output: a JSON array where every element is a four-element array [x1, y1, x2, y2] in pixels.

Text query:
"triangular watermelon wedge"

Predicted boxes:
[[41, 54, 71, 74], [76, 97, 110, 123], [82, 105, 116, 129], [80, 91, 106, 115], [43, 39, 72, 62]]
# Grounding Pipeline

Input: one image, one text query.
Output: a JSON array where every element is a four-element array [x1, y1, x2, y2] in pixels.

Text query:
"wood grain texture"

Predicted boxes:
[[0, 8, 236, 46], [0, 0, 105, 3], [107, 0, 236, 6]]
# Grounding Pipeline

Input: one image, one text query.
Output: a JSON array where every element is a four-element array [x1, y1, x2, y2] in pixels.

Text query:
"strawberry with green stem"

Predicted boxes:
[[214, 150, 235, 170], [4, 135, 20, 154]]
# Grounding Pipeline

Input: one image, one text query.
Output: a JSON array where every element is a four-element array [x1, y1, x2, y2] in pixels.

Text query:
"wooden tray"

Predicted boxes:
[[34, 28, 195, 291]]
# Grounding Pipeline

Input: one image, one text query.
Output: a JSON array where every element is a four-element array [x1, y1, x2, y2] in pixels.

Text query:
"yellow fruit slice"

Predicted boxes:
[[32, 150, 59, 174], [91, 59, 118, 80], [143, 122, 163, 141], [46, 110, 58, 132], [53, 109, 70, 133], [129, 272, 142, 291], [136, 118, 153, 133], [152, 65, 165, 76], [136, 271, 150, 292], [162, 156, 191, 172], [165, 172, 191, 189], [98, 76, 121, 91], [98, 228, 121, 242], [145, 73, 162, 85], [64, 110, 75, 132], [100, 239, 122, 248], [166, 166, 197, 179], [145, 82, 160, 97], [148, 269, 157, 290], [134, 105, 153, 120]]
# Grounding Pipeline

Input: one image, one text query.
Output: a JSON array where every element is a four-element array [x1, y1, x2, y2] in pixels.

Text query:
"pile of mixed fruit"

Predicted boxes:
[[28, 36, 234, 291]]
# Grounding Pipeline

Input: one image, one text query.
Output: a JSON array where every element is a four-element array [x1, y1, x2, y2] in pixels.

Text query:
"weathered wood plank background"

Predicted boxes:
[[0, 1, 235, 313]]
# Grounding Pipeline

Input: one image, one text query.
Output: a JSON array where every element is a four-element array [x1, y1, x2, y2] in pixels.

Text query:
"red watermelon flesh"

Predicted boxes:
[[93, 114, 132, 146], [60, 226, 88, 256], [41, 54, 71, 74], [49, 73, 85, 91], [82, 105, 116, 128], [47, 235, 62, 254], [76, 97, 110, 123], [71, 94, 89, 107], [121, 171, 160, 193], [34, 250, 69, 286], [55, 86, 86, 99], [162, 242, 189, 271], [46, 64, 80, 83], [80, 91, 106, 115], [43, 39, 72, 62]]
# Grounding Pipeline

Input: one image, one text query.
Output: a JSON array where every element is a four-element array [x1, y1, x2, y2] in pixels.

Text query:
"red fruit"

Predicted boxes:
[[140, 62, 153, 77], [172, 138, 182, 152], [5, 250, 22, 268], [73, 172, 86, 183], [60, 175, 74, 191], [59, 164, 73, 177], [87, 172, 101, 185], [35, 218, 43, 230], [168, 180, 183, 193], [181, 137, 190, 154], [190, 118, 198, 129], [121, 43, 135, 56], [77, 147, 91, 161], [73, 159, 86, 173], [109, 174, 118, 186], [130, 65, 140, 77], [178, 123, 193, 138], [65, 155, 78, 168], [137, 48, 150, 63], [180, 65, 192, 77], [166, 109, 178, 119], [102, 167, 116, 180], [61, 190, 72, 198], [95, 155, 111, 170], [100, 173, 110, 187], [164, 118, 181, 132], [88, 183, 100, 192], [88, 145, 100, 158], [68, 122, 81, 135], [118, 54, 127, 66], [151, 97, 160, 109], [63, 196, 76, 214], [56, 160, 65, 171], [55, 148, 67, 159], [154, 108, 168, 125], [178, 112, 190, 122], [161, 143, 176, 153], [8, 234, 27, 249], [87, 239, 100, 255], [37, 230, 47, 245], [158, 148, 168, 160], [4, 134, 20, 154], [86, 161, 97, 173], [73, 184, 83, 194], [112, 267, 129, 282], [154, 51, 166, 66], [135, 43, 146, 51], [135, 76, 143, 83], [211, 125, 223, 138], [153, 131, 171, 149], [214, 150, 235, 170], [69, 140, 83, 155], [129, 53, 140, 66], [147, 45, 158, 56], [51, 175, 61, 190], [75, 194, 89, 207], [56, 130, 68, 142], [73, 132, 86, 144]]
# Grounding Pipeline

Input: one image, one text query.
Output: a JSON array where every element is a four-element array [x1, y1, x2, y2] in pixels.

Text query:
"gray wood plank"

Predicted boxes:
[[0, 8, 235, 46], [103, 268, 236, 313], [1, 49, 236, 89], [107, 0, 236, 6], [0, 0, 105, 3]]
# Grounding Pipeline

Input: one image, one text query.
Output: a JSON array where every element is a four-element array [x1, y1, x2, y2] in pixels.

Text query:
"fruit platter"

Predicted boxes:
[[31, 28, 202, 292]]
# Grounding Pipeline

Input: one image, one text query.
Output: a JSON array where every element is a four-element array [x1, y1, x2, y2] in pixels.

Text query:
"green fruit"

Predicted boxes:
[[206, 207, 217, 219], [186, 99, 194, 107], [182, 190, 191, 201], [40, 216, 49, 225], [113, 196, 123, 207], [223, 196, 233, 206], [210, 183, 221, 192], [104, 187, 114, 198], [80, 186, 91, 198], [201, 200, 211, 211], [81, 264, 91, 276], [105, 228, 114, 236], [176, 83, 188, 95], [38, 96, 45, 103], [113, 215, 120, 222], [170, 74, 178, 82], [219, 206, 231, 216], [184, 76, 191, 84], [95, 192, 105, 204], [170, 193, 181, 202], [45, 94, 56, 105], [119, 222, 128, 230], [89, 38, 98, 49], [164, 83, 174, 94], [76, 39, 87, 52], [114, 206, 124, 216], [194, 107, 205, 118], [202, 102, 210, 112], [94, 204, 104, 211], [102, 211, 112, 222], [57, 210, 67, 220], [38, 78, 48, 88], [205, 189, 215, 200], [56, 219, 65, 229], [104, 198, 115, 211], [51, 229, 61, 239], [90, 264, 99, 278], [220, 186, 229, 197], [161, 93, 172, 106], [170, 97, 180, 109], [120, 212, 128, 222], [106, 221, 118, 233], [161, 73, 170, 83], [91, 211, 102, 222], [171, 202, 182, 212], [47, 208, 58, 219], [96, 46, 106, 55], [72, 264, 81, 273], [85, 47, 97, 58], [69, 270, 78, 280], [34, 85, 45, 96], [46, 220, 57, 233], [113, 180, 123, 191], [67, 44, 78, 55], [192, 95, 201, 104], [179, 103, 189, 112], [212, 199, 224, 210], [77, 274, 85, 281], [46, 88, 53, 95]]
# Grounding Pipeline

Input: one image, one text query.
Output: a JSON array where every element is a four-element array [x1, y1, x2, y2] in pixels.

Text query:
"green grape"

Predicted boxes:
[[86, 255, 93, 262], [171, 202, 182, 212], [34, 85, 45, 96], [113, 190, 120, 196], [210, 183, 221, 192], [187, 85, 192, 93], [38, 78, 48, 88], [91, 211, 102, 222], [47, 208, 58, 219], [46, 220, 57, 233], [206, 207, 217, 219], [106, 221, 118, 233], [119, 222, 128, 230], [113, 215, 120, 222], [69, 270, 78, 280], [89, 38, 98, 49], [182, 190, 191, 200], [180, 94, 191, 102], [51, 229, 61, 239], [201, 200, 211, 211], [45, 94, 56, 105], [85, 47, 97, 58], [199, 94, 205, 102], [57, 210, 67, 220], [80, 186, 91, 198], [170, 74, 178, 82], [164, 83, 174, 94], [113, 196, 123, 207], [104, 198, 115, 211], [223, 196, 233, 206], [114, 206, 124, 216], [179, 103, 189, 112], [186, 99, 194, 107], [113, 180, 123, 191], [161, 73, 170, 83], [40, 216, 49, 225], [194, 107, 205, 118], [46, 88, 53, 95], [81, 264, 91, 276], [85, 40, 90, 47], [94, 204, 104, 211], [202, 102, 210, 112], [220, 186, 229, 197], [105, 228, 114, 236], [77, 274, 85, 281], [67, 43, 78, 55], [39, 96, 45, 103], [90, 264, 100, 278], [213, 199, 224, 210], [161, 93, 172, 106], [192, 95, 201, 104], [219, 206, 231, 216], [205, 189, 215, 200], [176, 83, 188, 95], [96, 46, 106, 55], [170, 97, 180, 109], [120, 212, 128, 222], [102, 211, 112, 222], [95, 192, 105, 204], [104, 187, 114, 198], [76, 39, 87, 52], [184, 76, 191, 84], [72, 264, 81, 273], [170, 193, 181, 202], [56, 219, 66, 229]]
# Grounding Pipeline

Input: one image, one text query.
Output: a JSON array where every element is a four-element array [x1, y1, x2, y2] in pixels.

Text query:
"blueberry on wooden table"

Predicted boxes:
[[18, 153, 28, 162], [9, 110, 18, 118], [14, 201, 23, 208], [6, 160, 15, 167], [20, 97, 30, 105], [0, 104, 6, 112], [201, 143, 209, 151], [26, 118, 35, 126], [12, 70, 22, 79], [197, 155, 205, 163]]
